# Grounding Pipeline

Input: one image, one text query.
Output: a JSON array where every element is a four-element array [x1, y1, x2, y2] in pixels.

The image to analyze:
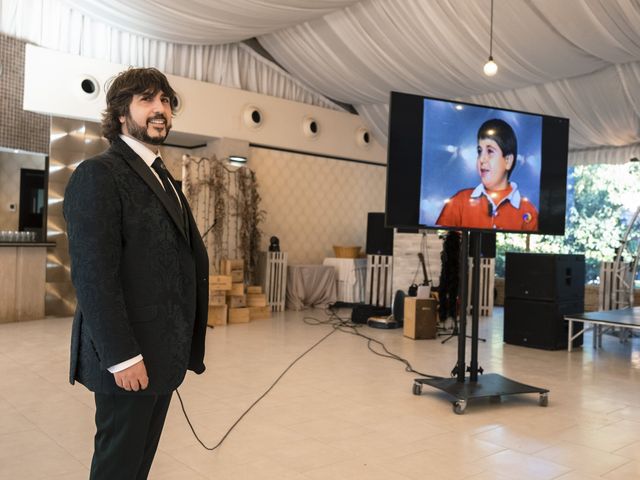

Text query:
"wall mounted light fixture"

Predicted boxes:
[[228, 155, 247, 165]]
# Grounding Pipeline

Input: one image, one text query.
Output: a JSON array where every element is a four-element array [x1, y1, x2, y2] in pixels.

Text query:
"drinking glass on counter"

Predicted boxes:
[[0, 231, 33, 242]]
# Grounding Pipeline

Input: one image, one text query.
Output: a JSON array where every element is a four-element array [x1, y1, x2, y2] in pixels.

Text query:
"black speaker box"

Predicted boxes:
[[505, 253, 585, 302], [504, 298, 584, 350], [351, 304, 392, 324], [366, 212, 394, 256], [468, 232, 496, 258]]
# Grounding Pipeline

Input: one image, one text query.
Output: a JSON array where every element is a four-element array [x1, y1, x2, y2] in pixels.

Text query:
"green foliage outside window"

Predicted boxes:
[[496, 162, 640, 283]]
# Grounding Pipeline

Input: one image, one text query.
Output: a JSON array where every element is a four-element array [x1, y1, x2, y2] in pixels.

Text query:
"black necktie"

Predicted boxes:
[[151, 157, 182, 214]]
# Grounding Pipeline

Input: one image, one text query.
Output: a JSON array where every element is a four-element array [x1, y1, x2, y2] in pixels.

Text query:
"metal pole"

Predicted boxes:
[[456, 231, 469, 383], [470, 232, 482, 382]]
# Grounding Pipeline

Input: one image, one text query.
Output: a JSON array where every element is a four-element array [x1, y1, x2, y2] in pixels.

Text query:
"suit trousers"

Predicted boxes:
[[90, 391, 173, 480]]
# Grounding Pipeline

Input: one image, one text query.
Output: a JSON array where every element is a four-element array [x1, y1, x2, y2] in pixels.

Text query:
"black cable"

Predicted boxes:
[[178, 306, 441, 452], [175, 326, 337, 451], [320, 307, 442, 379]]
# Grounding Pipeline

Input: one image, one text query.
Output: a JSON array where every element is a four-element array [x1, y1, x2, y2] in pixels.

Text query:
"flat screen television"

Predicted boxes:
[[385, 91, 569, 235]]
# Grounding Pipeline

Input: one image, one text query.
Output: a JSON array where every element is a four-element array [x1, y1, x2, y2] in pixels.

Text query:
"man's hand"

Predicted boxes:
[[113, 360, 149, 391]]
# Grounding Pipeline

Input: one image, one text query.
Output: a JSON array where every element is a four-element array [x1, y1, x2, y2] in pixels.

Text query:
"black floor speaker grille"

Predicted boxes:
[[504, 298, 583, 350]]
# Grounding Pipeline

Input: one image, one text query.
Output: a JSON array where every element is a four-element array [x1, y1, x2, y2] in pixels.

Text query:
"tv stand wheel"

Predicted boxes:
[[412, 382, 422, 396], [539, 393, 549, 407], [453, 400, 466, 415]]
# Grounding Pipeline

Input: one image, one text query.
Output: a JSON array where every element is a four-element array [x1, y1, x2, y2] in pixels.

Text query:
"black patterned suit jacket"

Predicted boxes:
[[64, 137, 209, 394]]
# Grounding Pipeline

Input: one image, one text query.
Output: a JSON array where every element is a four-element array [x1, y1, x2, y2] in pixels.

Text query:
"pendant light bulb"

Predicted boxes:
[[483, 56, 498, 76], [483, 0, 498, 77]]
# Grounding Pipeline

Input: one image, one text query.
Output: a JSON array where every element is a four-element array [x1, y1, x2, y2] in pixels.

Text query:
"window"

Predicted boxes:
[[496, 162, 640, 284]]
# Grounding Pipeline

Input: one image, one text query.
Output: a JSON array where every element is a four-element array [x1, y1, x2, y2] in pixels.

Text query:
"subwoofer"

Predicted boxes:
[[503, 298, 583, 350], [504, 253, 585, 350], [505, 252, 585, 302]]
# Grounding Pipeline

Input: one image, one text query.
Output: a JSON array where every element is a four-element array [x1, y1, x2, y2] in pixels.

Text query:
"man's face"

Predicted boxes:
[[476, 138, 513, 191], [120, 90, 172, 147]]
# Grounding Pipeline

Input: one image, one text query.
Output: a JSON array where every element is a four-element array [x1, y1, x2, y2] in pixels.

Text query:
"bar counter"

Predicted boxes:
[[0, 242, 56, 322]]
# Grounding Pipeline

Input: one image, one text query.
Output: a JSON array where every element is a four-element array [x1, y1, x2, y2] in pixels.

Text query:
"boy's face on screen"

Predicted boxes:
[[476, 138, 513, 191]]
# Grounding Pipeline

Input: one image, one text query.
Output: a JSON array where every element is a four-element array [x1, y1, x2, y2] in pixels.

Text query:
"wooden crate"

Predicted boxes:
[[209, 275, 232, 291], [228, 307, 250, 324], [221, 258, 244, 275], [227, 295, 247, 308], [207, 305, 228, 326], [247, 285, 262, 294], [209, 290, 226, 306], [230, 269, 244, 283], [247, 293, 267, 307], [403, 297, 437, 339], [249, 306, 271, 320], [230, 283, 244, 296]]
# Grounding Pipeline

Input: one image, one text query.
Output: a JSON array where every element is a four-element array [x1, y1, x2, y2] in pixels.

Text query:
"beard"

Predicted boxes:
[[125, 113, 171, 145]]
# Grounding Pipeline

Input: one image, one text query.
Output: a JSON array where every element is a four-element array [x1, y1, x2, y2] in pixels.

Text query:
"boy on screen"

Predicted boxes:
[[436, 119, 538, 231]]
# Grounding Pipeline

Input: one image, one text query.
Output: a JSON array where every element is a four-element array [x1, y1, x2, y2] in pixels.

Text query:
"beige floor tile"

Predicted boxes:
[[0, 407, 34, 435], [261, 437, 352, 473], [0, 445, 86, 479], [473, 424, 561, 454], [473, 449, 571, 479], [2, 308, 640, 479], [147, 450, 207, 479], [303, 459, 414, 480], [536, 440, 631, 476], [376, 448, 485, 479], [614, 440, 640, 461], [555, 472, 614, 480], [602, 459, 640, 479]]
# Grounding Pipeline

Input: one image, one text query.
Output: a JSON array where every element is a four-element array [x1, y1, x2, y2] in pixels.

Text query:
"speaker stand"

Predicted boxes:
[[412, 231, 549, 414]]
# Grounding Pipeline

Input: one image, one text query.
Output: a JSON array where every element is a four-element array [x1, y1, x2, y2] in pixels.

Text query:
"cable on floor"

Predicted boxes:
[[176, 325, 337, 451], [179, 306, 441, 451], [307, 307, 443, 380]]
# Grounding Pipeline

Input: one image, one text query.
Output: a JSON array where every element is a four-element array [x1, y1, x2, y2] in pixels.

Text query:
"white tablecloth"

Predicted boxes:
[[286, 265, 337, 310], [322, 257, 367, 303]]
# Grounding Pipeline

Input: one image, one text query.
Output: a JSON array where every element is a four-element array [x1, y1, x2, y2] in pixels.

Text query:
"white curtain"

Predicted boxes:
[[0, 0, 344, 110], [60, 0, 361, 44], [3, 0, 640, 164], [259, 0, 640, 163]]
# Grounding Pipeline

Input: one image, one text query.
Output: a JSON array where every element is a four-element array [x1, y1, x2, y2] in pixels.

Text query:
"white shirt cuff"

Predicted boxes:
[[108, 355, 144, 373]]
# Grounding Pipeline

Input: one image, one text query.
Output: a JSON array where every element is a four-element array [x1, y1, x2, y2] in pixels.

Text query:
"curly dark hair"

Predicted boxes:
[[101, 67, 177, 143]]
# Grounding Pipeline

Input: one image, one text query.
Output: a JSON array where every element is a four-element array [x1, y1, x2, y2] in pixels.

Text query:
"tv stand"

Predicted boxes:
[[412, 231, 549, 414]]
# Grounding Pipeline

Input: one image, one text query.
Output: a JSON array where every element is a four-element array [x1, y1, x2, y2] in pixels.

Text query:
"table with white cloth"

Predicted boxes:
[[322, 257, 367, 304], [286, 265, 337, 311]]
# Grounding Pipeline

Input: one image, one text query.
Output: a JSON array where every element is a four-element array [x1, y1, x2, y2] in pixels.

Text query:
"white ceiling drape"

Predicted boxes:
[[259, 0, 640, 163], [0, 0, 343, 110], [60, 0, 361, 44], [2, 0, 640, 164]]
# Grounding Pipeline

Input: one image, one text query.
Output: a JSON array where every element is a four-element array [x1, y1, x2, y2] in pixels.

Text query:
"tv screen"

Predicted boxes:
[[386, 91, 569, 235]]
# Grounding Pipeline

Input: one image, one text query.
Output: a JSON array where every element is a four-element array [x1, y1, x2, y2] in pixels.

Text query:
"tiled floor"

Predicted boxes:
[[1, 308, 640, 479]]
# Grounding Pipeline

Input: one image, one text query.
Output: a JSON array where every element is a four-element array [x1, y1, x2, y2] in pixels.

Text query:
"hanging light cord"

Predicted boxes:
[[489, 0, 494, 59]]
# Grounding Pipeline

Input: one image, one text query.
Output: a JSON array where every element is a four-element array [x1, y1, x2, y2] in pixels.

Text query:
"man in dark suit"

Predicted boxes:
[[64, 67, 209, 480]]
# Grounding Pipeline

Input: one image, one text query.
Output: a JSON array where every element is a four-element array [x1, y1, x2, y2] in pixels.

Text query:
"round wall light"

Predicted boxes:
[[302, 116, 320, 138], [356, 126, 371, 148], [171, 92, 183, 116], [243, 105, 264, 129], [76, 75, 100, 100]]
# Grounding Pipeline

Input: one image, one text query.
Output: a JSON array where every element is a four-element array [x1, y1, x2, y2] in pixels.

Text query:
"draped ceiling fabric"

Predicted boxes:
[[0, 0, 345, 110], [259, 0, 640, 165], [2, 0, 640, 165]]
